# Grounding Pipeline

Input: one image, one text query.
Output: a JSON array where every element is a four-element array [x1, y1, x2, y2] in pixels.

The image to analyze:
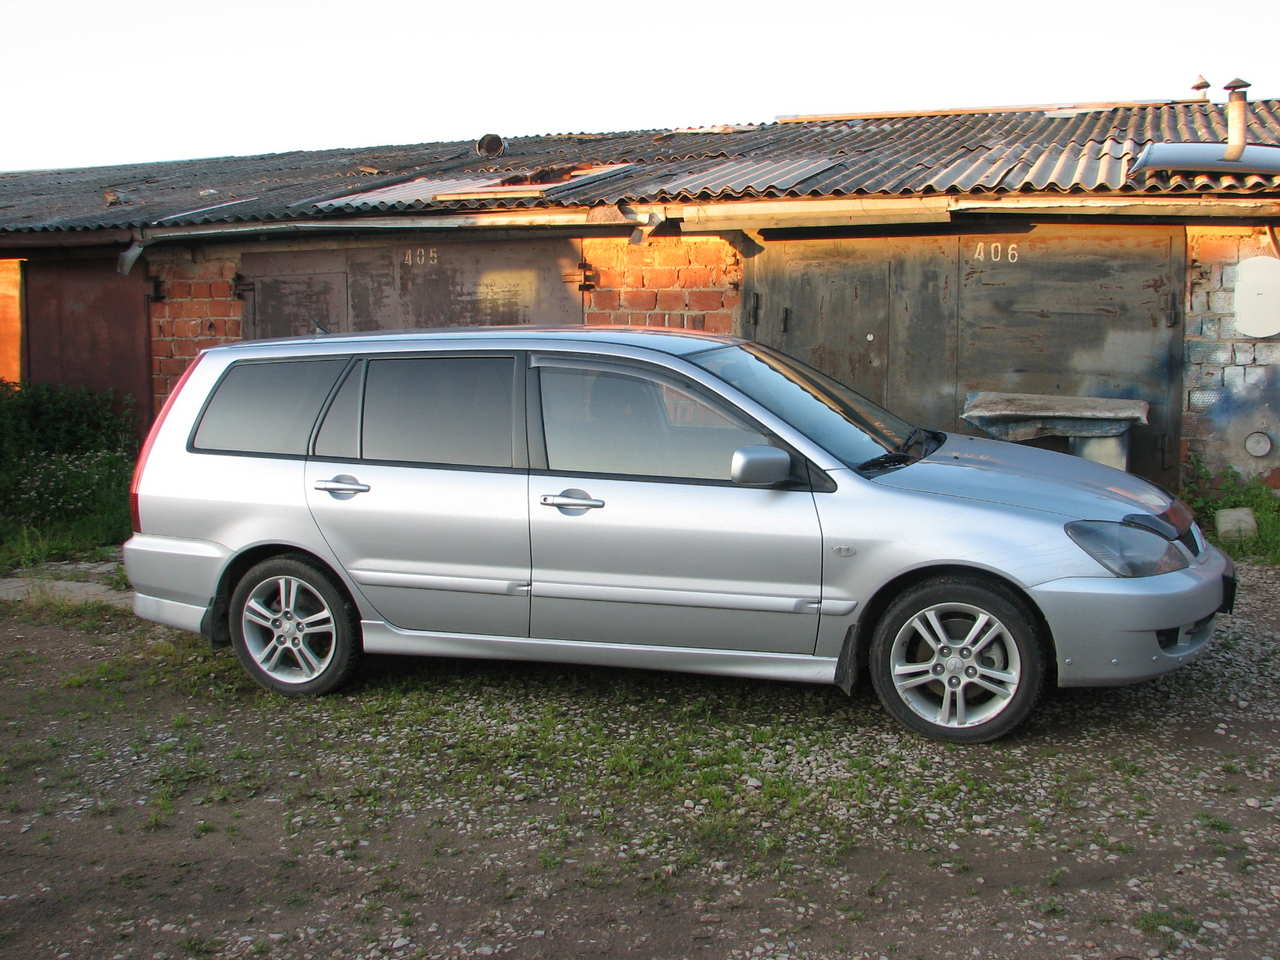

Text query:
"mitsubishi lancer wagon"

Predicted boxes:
[[125, 327, 1235, 742]]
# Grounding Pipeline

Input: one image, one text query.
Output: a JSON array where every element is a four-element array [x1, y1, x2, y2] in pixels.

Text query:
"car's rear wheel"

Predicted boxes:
[[869, 577, 1046, 743], [230, 556, 360, 695]]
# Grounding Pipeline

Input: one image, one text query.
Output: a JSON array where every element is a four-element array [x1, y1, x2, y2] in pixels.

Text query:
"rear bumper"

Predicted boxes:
[[134, 592, 207, 633], [1031, 545, 1232, 687]]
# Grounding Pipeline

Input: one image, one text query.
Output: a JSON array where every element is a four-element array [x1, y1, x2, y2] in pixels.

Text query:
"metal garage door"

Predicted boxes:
[[742, 223, 1185, 487], [239, 237, 586, 339]]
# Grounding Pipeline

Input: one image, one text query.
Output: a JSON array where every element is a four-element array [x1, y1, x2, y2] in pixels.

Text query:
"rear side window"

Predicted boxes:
[[193, 359, 347, 455], [362, 357, 514, 467]]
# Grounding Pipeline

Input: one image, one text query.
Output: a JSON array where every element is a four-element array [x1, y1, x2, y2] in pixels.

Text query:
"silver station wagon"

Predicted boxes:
[[125, 328, 1235, 742]]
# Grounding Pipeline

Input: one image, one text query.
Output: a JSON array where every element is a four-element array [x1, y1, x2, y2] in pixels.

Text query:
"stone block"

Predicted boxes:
[[1199, 317, 1219, 339], [1189, 290, 1209, 314], [1187, 341, 1231, 364], [1223, 366, 1246, 392], [1222, 264, 1238, 288], [1254, 341, 1280, 365], [1234, 342, 1255, 364], [1245, 365, 1267, 386], [1209, 290, 1234, 314], [1215, 507, 1258, 541]]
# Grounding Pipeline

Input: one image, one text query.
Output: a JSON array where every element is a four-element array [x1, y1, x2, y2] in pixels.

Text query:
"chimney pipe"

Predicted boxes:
[[1191, 75, 1210, 100], [1223, 78, 1251, 161]]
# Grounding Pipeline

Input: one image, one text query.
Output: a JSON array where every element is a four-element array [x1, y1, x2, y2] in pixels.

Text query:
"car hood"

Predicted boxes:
[[871, 434, 1174, 522]]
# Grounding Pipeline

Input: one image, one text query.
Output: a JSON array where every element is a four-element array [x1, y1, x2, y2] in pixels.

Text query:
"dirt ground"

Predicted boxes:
[[1, 565, 1278, 960]]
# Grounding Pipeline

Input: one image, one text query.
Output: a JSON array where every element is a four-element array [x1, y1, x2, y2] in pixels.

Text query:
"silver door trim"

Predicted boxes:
[[349, 569, 531, 596], [360, 620, 838, 684], [531, 581, 822, 613]]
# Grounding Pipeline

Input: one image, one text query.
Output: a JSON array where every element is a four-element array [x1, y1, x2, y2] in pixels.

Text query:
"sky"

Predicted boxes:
[[2, 0, 1278, 173]]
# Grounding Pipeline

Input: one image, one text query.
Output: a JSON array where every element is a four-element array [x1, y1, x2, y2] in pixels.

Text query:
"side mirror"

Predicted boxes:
[[730, 445, 792, 487]]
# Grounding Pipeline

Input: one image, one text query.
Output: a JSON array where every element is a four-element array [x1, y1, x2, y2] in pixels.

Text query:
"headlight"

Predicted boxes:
[[1065, 520, 1189, 577]]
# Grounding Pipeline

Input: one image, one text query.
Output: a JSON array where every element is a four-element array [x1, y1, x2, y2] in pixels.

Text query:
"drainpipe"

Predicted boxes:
[[1223, 78, 1251, 162]]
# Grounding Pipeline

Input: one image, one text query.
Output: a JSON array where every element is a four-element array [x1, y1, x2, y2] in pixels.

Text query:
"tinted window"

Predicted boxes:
[[194, 359, 347, 455], [313, 363, 362, 459], [539, 365, 768, 480], [362, 357, 514, 467]]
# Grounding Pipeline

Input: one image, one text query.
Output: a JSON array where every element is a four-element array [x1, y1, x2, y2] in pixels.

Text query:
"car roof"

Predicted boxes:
[[212, 325, 745, 358]]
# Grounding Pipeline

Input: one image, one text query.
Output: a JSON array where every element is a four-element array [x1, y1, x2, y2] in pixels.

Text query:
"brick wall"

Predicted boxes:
[[581, 236, 740, 332], [146, 253, 243, 409], [1182, 226, 1280, 484]]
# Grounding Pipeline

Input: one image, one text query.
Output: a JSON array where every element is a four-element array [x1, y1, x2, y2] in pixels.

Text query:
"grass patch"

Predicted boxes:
[[1181, 454, 1280, 562], [1136, 907, 1199, 938]]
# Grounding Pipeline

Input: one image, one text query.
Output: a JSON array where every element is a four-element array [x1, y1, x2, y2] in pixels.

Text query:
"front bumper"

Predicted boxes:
[[1030, 545, 1233, 687]]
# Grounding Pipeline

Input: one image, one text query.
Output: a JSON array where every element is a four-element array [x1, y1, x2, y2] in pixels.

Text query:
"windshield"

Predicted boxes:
[[688, 343, 923, 470]]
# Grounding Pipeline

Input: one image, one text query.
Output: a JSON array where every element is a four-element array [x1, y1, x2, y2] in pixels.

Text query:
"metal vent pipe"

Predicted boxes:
[[1224, 78, 1251, 161]]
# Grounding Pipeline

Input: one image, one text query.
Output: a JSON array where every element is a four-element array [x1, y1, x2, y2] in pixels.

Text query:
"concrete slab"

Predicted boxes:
[[0, 578, 134, 610]]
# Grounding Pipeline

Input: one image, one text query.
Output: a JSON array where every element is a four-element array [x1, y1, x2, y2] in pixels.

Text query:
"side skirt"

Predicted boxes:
[[360, 621, 838, 685]]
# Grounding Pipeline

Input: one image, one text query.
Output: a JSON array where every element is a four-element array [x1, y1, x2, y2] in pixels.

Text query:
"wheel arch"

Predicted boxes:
[[834, 563, 1056, 695], [201, 544, 363, 649]]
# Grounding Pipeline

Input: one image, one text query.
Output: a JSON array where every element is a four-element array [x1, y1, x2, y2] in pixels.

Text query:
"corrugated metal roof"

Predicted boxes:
[[2, 99, 1279, 234]]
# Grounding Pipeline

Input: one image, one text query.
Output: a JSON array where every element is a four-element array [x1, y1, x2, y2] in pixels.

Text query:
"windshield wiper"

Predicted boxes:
[[855, 451, 917, 473], [897, 426, 932, 455]]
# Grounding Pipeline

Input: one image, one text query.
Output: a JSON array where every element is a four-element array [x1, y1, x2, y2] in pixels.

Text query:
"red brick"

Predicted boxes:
[[645, 313, 669, 327], [689, 243, 729, 267], [1192, 235, 1240, 264], [687, 313, 705, 330], [656, 289, 687, 311], [167, 280, 192, 299], [595, 268, 624, 288], [210, 280, 232, 299], [703, 311, 734, 334], [226, 318, 242, 339], [677, 267, 711, 288], [722, 290, 742, 310], [621, 289, 658, 310], [151, 338, 172, 358], [190, 281, 211, 299], [206, 318, 225, 337], [195, 338, 223, 352], [641, 267, 678, 288], [159, 357, 189, 375], [225, 300, 244, 318], [171, 338, 196, 358], [149, 301, 169, 320], [688, 290, 724, 311], [655, 246, 690, 268], [586, 311, 612, 325], [590, 289, 620, 311], [627, 312, 647, 325]]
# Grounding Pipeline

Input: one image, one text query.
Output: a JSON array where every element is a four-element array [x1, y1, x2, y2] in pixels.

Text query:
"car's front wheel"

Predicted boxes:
[[869, 576, 1047, 743], [230, 556, 360, 695]]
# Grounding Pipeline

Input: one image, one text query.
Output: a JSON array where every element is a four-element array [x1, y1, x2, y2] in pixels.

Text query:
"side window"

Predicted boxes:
[[313, 362, 362, 459], [538, 365, 770, 481], [193, 359, 347, 456], [362, 356, 514, 467]]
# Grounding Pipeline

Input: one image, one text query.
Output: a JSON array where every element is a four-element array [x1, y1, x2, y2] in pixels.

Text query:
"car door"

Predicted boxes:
[[527, 354, 823, 655], [305, 353, 531, 637]]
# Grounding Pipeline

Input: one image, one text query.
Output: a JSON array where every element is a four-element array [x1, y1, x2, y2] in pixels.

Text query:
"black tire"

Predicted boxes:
[[868, 576, 1047, 743], [229, 555, 360, 696]]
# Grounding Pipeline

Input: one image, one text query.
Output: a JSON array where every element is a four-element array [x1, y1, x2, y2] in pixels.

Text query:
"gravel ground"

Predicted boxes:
[[0, 562, 1277, 959]]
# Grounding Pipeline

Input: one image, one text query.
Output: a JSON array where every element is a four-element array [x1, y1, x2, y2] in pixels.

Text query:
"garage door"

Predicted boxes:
[[239, 237, 586, 339], [743, 223, 1185, 487]]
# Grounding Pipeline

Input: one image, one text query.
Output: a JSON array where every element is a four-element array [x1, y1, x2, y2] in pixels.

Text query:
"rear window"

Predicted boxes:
[[361, 356, 514, 467], [193, 359, 347, 456]]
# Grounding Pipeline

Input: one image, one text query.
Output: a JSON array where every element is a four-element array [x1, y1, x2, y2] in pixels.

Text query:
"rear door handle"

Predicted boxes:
[[315, 476, 371, 498], [540, 494, 604, 509]]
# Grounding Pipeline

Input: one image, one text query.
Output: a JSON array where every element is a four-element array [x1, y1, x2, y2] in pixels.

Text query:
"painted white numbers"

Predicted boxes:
[[402, 247, 439, 266], [972, 242, 1019, 263]]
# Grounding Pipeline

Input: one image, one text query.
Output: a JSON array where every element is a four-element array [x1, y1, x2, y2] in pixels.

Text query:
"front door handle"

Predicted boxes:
[[540, 493, 604, 509], [315, 475, 370, 499]]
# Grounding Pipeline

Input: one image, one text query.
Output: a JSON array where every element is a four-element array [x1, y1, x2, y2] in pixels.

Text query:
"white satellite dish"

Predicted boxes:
[[1236, 256, 1280, 338]]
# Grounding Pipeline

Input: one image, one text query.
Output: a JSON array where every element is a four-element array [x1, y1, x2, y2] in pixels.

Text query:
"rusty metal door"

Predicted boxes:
[[22, 257, 153, 421], [742, 223, 1183, 486], [744, 234, 960, 435], [241, 237, 585, 339], [958, 224, 1183, 487]]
